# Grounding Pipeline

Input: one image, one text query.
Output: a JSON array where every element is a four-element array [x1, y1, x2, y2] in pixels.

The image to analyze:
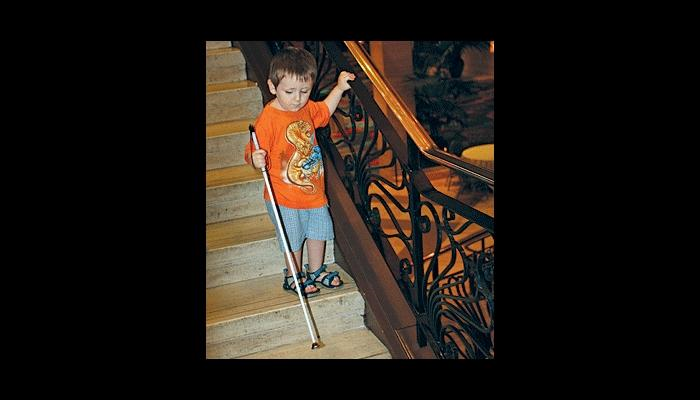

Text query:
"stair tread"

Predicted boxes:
[[206, 41, 231, 50], [206, 213, 274, 251], [206, 46, 240, 56], [207, 118, 256, 138], [207, 80, 257, 93], [206, 264, 357, 326], [365, 352, 393, 359], [206, 164, 262, 189], [240, 328, 390, 359]]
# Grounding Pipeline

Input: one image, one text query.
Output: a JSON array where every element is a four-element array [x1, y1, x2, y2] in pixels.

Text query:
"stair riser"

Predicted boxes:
[[206, 87, 262, 124], [206, 239, 335, 287], [206, 133, 249, 170], [240, 329, 391, 359], [207, 65, 246, 85], [206, 181, 265, 223], [207, 299, 365, 358], [206, 51, 246, 84], [206, 41, 231, 50], [206, 291, 365, 347], [207, 312, 365, 359]]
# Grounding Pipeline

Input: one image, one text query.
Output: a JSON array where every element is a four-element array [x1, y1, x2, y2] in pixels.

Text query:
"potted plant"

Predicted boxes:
[[412, 41, 491, 157]]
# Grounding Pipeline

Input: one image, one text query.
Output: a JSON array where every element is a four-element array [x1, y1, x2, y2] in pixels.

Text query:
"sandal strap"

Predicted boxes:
[[321, 270, 340, 287], [282, 268, 308, 290], [305, 264, 328, 281], [306, 264, 342, 287]]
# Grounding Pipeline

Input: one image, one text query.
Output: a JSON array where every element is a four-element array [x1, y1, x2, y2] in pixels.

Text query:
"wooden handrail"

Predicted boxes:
[[344, 41, 493, 187]]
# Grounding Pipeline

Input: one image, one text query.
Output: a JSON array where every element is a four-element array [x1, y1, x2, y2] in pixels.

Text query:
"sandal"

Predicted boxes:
[[282, 268, 320, 297], [304, 264, 344, 289]]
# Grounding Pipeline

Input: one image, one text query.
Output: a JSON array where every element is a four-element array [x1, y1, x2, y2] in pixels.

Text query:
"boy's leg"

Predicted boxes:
[[267, 202, 318, 294], [306, 239, 340, 286], [284, 247, 319, 294], [284, 249, 303, 274]]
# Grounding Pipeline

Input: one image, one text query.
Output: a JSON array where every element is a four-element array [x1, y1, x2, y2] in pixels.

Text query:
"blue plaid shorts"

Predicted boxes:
[[265, 202, 334, 253]]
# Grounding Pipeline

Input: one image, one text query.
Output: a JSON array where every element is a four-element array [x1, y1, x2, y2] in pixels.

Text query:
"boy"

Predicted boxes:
[[245, 46, 355, 296]]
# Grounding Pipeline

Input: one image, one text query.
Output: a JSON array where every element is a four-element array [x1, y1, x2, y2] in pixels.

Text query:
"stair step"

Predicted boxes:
[[206, 164, 264, 223], [365, 352, 393, 359], [206, 163, 262, 188], [206, 81, 262, 124], [240, 328, 390, 359], [207, 118, 256, 139], [207, 213, 274, 251], [206, 46, 246, 84], [206, 266, 358, 325], [206, 118, 256, 170], [206, 41, 231, 50], [206, 80, 258, 93], [206, 267, 365, 358], [206, 214, 335, 287], [206, 47, 239, 57]]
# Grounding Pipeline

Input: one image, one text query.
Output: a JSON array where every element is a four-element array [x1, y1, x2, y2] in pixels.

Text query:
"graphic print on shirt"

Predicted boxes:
[[285, 120, 323, 194]]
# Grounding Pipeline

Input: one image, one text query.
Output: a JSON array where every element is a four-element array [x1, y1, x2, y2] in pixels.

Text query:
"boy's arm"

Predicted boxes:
[[323, 71, 355, 116]]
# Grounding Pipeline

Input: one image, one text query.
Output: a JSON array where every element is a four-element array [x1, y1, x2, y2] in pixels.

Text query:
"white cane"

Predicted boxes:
[[249, 125, 320, 350]]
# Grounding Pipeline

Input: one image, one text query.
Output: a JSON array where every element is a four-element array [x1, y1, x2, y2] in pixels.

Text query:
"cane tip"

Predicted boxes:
[[311, 342, 320, 350]]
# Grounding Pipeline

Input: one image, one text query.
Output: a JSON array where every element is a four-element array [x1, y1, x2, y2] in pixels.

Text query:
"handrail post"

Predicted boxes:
[[408, 139, 426, 347]]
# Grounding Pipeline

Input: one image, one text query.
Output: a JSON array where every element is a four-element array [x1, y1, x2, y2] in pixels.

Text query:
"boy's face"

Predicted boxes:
[[268, 74, 312, 112]]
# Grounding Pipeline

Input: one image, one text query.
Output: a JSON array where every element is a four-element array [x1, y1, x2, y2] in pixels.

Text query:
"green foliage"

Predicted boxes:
[[414, 78, 478, 153], [413, 41, 489, 78], [412, 41, 490, 155]]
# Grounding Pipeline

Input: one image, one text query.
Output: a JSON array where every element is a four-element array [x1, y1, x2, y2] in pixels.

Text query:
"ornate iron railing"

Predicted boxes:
[[269, 41, 494, 359]]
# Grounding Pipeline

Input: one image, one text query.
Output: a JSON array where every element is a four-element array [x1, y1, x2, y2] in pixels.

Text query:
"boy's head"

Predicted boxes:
[[268, 47, 317, 87], [267, 47, 317, 112]]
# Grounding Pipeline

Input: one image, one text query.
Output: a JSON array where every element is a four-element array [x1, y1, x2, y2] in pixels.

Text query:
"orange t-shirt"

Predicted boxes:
[[244, 100, 330, 209]]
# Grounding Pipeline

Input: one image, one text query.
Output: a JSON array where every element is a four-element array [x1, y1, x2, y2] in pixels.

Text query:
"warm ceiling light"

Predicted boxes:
[[490, 41, 494, 53]]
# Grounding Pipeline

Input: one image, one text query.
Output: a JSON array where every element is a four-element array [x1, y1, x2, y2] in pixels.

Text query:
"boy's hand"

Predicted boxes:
[[252, 149, 267, 169], [337, 71, 356, 91]]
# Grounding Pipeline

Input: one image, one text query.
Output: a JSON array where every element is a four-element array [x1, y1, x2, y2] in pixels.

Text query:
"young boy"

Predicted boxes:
[[245, 46, 355, 296]]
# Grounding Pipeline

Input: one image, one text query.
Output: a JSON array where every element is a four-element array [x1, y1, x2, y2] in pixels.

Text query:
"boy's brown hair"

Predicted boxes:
[[268, 47, 317, 87]]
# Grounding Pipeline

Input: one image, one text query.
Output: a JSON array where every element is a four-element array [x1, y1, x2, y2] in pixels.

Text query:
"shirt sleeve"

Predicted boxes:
[[309, 100, 331, 128]]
